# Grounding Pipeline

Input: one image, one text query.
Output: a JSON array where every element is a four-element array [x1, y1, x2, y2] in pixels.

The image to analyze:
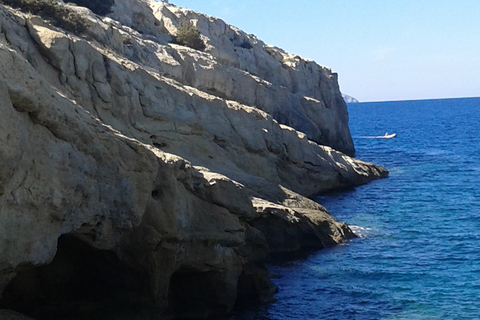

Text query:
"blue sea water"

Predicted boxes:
[[231, 97, 480, 320]]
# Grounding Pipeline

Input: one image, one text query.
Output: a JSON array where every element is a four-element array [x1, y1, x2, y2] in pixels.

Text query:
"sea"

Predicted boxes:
[[229, 97, 480, 320]]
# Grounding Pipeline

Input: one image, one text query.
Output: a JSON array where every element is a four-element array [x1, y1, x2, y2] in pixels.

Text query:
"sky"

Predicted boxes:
[[168, 0, 480, 102]]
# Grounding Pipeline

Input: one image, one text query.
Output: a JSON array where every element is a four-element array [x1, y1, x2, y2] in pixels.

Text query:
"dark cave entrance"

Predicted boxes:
[[0, 235, 153, 320], [167, 268, 232, 320]]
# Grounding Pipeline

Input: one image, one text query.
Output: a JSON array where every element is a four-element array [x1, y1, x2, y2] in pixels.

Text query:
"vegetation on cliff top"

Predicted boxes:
[[175, 21, 206, 51], [0, 0, 87, 33], [67, 0, 113, 16], [0, 0, 114, 34]]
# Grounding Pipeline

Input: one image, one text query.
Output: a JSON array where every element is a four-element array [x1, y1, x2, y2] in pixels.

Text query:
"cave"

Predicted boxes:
[[167, 268, 232, 320], [0, 235, 153, 320]]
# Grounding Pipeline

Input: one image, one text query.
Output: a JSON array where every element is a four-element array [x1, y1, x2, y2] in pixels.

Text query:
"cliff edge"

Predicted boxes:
[[0, 0, 387, 318]]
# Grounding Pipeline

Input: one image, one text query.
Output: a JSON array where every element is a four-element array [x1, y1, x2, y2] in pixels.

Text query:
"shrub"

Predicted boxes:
[[67, 0, 113, 16], [0, 0, 88, 34], [175, 21, 205, 51]]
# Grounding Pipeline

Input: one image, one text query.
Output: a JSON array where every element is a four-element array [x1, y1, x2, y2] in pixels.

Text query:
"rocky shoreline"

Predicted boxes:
[[0, 1, 387, 318]]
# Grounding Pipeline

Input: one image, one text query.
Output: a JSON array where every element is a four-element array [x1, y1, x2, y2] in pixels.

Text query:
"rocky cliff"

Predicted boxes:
[[343, 94, 359, 103], [0, 0, 387, 319]]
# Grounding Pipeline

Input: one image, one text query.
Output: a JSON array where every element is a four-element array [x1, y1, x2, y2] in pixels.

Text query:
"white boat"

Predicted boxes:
[[355, 133, 397, 139], [378, 133, 397, 139]]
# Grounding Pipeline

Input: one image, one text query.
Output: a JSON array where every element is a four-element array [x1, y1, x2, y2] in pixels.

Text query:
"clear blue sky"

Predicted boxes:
[[169, 0, 480, 102]]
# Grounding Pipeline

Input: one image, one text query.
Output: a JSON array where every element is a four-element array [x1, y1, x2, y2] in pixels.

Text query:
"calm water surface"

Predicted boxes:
[[231, 97, 480, 320]]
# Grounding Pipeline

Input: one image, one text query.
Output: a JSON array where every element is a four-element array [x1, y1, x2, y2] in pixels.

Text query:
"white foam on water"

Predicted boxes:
[[349, 225, 372, 239]]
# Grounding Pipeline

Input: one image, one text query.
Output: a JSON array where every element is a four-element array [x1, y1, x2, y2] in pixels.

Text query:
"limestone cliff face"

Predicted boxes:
[[0, 1, 386, 319], [109, 0, 355, 156]]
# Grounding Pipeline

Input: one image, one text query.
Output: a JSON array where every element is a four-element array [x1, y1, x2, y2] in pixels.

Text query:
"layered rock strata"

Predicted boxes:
[[110, 0, 356, 156], [0, 1, 387, 319]]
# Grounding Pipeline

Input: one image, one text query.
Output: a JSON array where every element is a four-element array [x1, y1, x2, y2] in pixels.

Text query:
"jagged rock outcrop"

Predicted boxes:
[[342, 94, 359, 103], [0, 1, 387, 319]]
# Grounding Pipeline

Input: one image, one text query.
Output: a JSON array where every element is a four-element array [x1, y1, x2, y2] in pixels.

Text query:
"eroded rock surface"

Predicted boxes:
[[0, 1, 387, 319], [106, 0, 355, 155]]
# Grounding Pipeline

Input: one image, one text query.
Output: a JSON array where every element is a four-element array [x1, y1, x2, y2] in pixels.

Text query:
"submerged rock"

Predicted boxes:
[[0, 1, 387, 318]]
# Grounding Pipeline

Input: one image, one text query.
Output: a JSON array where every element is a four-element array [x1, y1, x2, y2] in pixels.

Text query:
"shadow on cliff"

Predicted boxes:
[[0, 235, 156, 320]]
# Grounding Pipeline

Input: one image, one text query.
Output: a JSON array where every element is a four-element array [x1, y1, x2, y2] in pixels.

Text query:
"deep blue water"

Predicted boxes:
[[231, 97, 480, 319]]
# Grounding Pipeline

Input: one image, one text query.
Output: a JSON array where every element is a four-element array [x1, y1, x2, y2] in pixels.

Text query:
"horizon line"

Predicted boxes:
[[352, 96, 480, 104]]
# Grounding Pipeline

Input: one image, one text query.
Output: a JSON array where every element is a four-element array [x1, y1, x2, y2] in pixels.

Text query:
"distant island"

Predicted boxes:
[[343, 94, 359, 103]]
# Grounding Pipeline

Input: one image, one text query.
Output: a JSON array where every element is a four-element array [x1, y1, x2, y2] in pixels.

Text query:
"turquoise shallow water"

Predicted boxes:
[[231, 97, 480, 320]]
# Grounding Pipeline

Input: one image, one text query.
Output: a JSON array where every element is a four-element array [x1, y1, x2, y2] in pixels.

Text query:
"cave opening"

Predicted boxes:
[[0, 234, 153, 320], [167, 268, 231, 320]]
